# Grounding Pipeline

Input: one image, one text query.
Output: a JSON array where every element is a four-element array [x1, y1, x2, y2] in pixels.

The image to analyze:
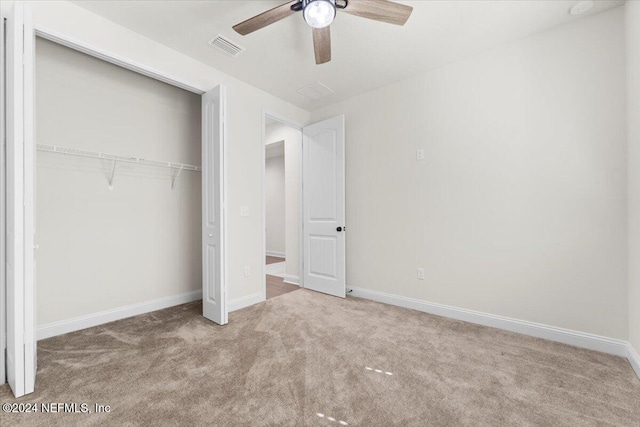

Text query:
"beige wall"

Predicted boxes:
[[29, 1, 310, 310], [265, 122, 301, 279], [312, 8, 627, 339], [265, 153, 285, 255], [36, 38, 202, 325], [627, 1, 640, 353]]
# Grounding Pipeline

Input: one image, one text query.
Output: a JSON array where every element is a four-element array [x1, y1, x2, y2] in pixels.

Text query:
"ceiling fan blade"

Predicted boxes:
[[233, 1, 300, 35], [342, 0, 413, 26], [312, 26, 331, 64]]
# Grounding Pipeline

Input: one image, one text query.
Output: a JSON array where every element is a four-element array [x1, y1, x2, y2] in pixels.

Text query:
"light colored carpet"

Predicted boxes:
[[1, 290, 639, 426]]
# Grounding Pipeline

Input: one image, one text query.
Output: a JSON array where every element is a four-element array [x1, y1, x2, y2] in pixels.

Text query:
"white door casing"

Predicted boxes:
[[202, 85, 228, 325], [0, 4, 6, 387], [302, 115, 346, 298], [6, 1, 36, 397]]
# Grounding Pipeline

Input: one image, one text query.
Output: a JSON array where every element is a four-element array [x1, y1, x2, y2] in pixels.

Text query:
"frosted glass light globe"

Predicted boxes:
[[303, 0, 336, 29]]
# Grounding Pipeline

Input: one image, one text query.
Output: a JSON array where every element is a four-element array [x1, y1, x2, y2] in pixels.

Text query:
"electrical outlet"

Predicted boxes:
[[244, 266, 251, 277], [240, 206, 250, 217], [417, 268, 425, 280], [416, 149, 425, 161]]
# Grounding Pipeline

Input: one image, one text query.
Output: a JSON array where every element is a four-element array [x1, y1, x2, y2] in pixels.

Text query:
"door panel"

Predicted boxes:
[[303, 115, 345, 298], [308, 236, 337, 278], [202, 85, 227, 325], [6, 1, 36, 397], [307, 129, 337, 221]]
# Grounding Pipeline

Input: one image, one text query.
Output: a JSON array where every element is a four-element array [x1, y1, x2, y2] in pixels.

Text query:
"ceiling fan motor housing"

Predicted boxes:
[[302, 0, 337, 29]]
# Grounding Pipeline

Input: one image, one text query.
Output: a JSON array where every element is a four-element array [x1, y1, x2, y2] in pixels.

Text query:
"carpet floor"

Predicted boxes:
[[1, 290, 639, 426]]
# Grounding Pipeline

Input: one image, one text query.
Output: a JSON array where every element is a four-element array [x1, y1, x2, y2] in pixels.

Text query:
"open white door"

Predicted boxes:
[[6, 1, 36, 397], [202, 85, 228, 325], [302, 115, 346, 298]]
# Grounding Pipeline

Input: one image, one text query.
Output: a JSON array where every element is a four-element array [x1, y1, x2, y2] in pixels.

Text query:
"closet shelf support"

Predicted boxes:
[[108, 160, 117, 190], [36, 144, 202, 191], [171, 166, 183, 191]]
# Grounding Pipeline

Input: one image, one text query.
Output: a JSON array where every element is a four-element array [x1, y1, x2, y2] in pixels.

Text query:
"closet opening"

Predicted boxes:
[[33, 35, 223, 339], [4, 2, 229, 397]]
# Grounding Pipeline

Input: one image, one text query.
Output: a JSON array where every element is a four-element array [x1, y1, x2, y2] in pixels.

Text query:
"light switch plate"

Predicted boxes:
[[417, 268, 425, 280], [240, 206, 249, 217]]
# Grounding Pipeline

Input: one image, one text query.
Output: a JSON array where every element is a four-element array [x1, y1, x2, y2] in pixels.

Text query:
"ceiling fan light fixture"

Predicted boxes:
[[303, 0, 336, 29]]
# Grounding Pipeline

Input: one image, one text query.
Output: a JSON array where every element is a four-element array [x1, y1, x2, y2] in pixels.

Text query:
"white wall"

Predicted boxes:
[[312, 7, 627, 339], [265, 153, 285, 256], [36, 38, 201, 325], [265, 122, 301, 279], [4, 1, 634, 347], [22, 1, 311, 307], [627, 1, 640, 354]]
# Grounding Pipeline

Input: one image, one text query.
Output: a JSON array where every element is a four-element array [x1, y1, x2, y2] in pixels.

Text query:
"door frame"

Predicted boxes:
[[4, 1, 35, 395], [1, 10, 7, 387], [2, 21, 229, 389], [261, 110, 305, 301]]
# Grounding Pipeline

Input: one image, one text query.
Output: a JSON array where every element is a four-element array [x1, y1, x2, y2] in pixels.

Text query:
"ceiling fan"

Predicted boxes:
[[232, 0, 413, 65]]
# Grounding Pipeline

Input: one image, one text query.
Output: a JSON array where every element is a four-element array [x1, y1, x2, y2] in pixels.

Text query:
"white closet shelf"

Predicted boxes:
[[37, 144, 200, 190], [36, 144, 201, 171]]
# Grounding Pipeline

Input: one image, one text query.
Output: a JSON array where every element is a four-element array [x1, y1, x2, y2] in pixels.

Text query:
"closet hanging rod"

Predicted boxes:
[[36, 144, 202, 172]]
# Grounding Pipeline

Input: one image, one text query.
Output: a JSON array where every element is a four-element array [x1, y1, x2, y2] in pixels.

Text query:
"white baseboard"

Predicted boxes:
[[628, 344, 640, 380], [349, 287, 629, 357], [37, 290, 269, 340], [265, 250, 285, 258], [37, 290, 202, 340], [228, 292, 264, 312], [283, 274, 300, 286]]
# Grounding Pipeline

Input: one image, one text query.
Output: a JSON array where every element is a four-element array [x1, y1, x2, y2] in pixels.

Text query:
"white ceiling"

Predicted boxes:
[[71, 0, 624, 111]]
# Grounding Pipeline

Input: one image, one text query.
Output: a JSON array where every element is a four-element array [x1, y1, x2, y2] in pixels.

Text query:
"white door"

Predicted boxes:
[[6, 1, 36, 397], [302, 115, 346, 298], [202, 85, 228, 325]]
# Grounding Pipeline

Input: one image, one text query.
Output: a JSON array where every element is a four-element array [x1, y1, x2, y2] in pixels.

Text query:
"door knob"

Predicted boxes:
[[337, 227, 342, 232]]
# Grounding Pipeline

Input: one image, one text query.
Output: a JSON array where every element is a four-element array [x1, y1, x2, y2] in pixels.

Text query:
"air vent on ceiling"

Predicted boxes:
[[208, 34, 245, 57], [297, 82, 334, 100]]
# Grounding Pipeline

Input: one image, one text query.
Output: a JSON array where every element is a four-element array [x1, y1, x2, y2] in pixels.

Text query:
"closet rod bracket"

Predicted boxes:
[[171, 165, 184, 191], [108, 159, 117, 190]]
